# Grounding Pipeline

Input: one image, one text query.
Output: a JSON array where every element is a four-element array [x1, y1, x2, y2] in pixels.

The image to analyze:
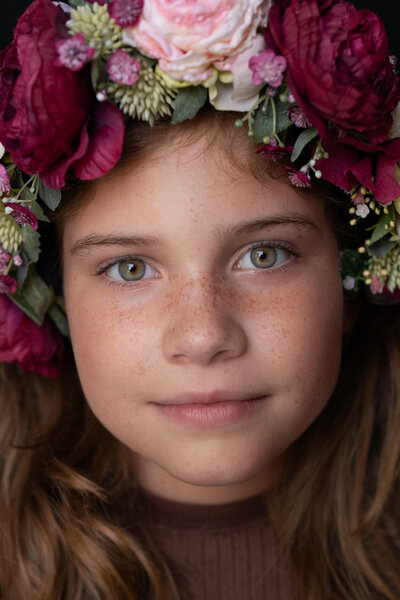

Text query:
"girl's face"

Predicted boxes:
[[63, 132, 345, 504]]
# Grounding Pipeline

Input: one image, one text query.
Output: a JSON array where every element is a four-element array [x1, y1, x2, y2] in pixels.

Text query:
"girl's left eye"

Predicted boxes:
[[236, 244, 292, 270], [105, 259, 157, 282]]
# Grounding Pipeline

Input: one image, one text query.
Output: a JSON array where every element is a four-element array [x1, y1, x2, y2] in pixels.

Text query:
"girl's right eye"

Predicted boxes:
[[105, 259, 157, 283]]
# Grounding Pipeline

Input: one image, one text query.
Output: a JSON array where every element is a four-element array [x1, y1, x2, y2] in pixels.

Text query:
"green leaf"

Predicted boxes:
[[16, 252, 29, 286], [21, 225, 41, 263], [368, 236, 397, 257], [370, 209, 395, 245], [38, 181, 62, 211], [274, 98, 293, 133], [340, 249, 367, 278], [8, 268, 52, 326], [48, 301, 70, 338], [172, 86, 208, 124], [253, 105, 274, 143], [91, 60, 100, 89], [30, 200, 50, 223], [291, 128, 318, 162], [69, 0, 89, 7]]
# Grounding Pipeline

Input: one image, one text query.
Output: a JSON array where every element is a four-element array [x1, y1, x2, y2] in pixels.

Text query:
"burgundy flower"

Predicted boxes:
[[106, 50, 141, 85], [288, 106, 311, 129], [316, 136, 400, 204], [0, 0, 124, 189], [0, 294, 62, 377], [0, 274, 18, 294], [0, 248, 10, 269], [266, 0, 400, 147], [285, 166, 311, 188], [256, 144, 293, 161], [5, 203, 38, 230], [109, 0, 143, 27], [0, 165, 10, 195], [56, 33, 96, 71]]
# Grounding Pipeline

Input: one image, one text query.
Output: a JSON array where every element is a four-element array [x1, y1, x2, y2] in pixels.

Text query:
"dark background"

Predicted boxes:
[[0, 1, 399, 58]]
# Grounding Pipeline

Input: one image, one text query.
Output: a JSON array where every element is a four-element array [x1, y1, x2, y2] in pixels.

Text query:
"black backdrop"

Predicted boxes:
[[0, 2, 399, 61]]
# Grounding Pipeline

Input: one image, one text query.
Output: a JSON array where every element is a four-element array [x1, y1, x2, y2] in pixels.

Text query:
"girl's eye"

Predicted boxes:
[[237, 244, 291, 270], [106, 259, 156, 282]]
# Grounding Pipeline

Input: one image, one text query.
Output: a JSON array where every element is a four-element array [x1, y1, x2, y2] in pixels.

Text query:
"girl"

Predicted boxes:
[[0, 1, 399, 599]]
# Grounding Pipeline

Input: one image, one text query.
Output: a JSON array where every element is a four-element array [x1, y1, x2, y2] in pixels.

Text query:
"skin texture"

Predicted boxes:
[[63, 133, 345, 505]]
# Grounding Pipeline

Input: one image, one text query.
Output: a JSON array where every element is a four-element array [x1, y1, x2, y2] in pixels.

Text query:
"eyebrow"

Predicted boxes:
[[70, 212, 318, 256]]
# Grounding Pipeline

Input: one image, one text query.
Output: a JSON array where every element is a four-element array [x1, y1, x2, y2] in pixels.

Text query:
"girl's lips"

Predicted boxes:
[[152, 396, 268, 427]]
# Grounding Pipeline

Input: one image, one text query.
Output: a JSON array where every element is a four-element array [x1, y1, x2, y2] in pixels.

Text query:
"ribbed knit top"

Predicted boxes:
[[139, 489, 293, 600]]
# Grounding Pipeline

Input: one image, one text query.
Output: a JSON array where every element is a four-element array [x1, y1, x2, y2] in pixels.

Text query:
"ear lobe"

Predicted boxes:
[[342, 297, 360, 333]]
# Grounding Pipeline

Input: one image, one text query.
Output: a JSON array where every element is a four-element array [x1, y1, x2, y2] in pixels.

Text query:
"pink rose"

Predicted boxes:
[[124, 0, 269, 83], [0, 0, 124, 189], [0, 295, 63, 378]]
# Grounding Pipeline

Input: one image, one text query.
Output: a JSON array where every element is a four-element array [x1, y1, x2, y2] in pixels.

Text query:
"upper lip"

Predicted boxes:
[[153, 390, 266, 406]]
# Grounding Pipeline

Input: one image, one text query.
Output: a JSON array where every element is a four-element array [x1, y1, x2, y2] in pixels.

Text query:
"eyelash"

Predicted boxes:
[[95, 241, 299, 288]]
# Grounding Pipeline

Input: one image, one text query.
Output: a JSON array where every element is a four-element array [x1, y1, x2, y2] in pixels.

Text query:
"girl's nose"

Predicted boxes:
[[161, 276, 247, 366]]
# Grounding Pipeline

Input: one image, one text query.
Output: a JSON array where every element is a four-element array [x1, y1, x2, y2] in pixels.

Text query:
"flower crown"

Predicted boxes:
[[0, 0, 399, 377]]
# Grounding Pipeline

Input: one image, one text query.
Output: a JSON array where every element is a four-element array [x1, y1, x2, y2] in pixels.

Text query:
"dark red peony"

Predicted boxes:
[[0, 0, 124, 189], [0, 294, 63, 377], [266, 0, 400, 145], [266, 0, 400, 203]]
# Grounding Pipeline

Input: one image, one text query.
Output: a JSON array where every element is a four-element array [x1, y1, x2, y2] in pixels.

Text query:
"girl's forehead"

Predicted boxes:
[[66, 138, 327, 240]]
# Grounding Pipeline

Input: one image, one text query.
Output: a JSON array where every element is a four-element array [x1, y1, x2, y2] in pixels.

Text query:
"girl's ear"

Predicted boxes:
[[342, 297, 360, 334]]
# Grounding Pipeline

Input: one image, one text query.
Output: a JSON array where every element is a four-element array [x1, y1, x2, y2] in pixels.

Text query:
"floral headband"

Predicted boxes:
[[0, 0, 399, 377]]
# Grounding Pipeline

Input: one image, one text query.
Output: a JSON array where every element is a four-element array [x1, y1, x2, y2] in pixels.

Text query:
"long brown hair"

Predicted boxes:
[[0, 112, 399, 599]]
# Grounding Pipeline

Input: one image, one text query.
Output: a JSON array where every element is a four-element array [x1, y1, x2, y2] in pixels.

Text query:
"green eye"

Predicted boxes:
[[250, 247, 278, 268], [106, 259, 156, 282], [238, 244, 291, 270], [118, 260, 146, 281]]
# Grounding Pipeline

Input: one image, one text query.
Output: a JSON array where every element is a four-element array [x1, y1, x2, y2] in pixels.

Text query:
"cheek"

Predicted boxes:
[[249, 272, 344, 409], [66, 293, 160, 402]]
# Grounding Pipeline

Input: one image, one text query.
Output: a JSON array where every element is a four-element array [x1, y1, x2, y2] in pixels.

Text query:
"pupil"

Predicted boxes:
[[250, 247, 276, 268]]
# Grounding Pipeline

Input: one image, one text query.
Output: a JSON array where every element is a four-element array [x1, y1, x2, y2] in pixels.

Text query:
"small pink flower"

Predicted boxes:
[[0, 274, 18, 294], [256, 144, 293, 162], [109, 0, 143, 27], [0, 165, 10, 195], [351, 192, 366, 205], [5, 203, 38, 230], [285, 166, 311, 189], [370, 274, 384, 294], [249, 49, 286, 87], [13, 254, 22, 267], [56, 34, 96, 71], [106, 50, 141, 85], [0, 248, 10, 269], [289, 106, 312, 128]]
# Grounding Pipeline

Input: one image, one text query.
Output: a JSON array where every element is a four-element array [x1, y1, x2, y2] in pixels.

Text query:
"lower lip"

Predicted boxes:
[[152, 397, 268, 427]]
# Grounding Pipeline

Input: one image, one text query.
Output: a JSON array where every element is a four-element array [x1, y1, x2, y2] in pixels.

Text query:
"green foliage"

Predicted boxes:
[[39, 181, 62, 211], [340, 249, 367, 281], [172, 86, 208, 124], [253, 97, 293, 144], [48, 300, 70, 337], [368, 236, 397, 257], [370, 205, 396, 245], [9, 268, 52, 326], [291, 128, 318, 162], [69, 0, 89, 8], [30, 201, 50, 223], [21, 225, 41, 263]]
